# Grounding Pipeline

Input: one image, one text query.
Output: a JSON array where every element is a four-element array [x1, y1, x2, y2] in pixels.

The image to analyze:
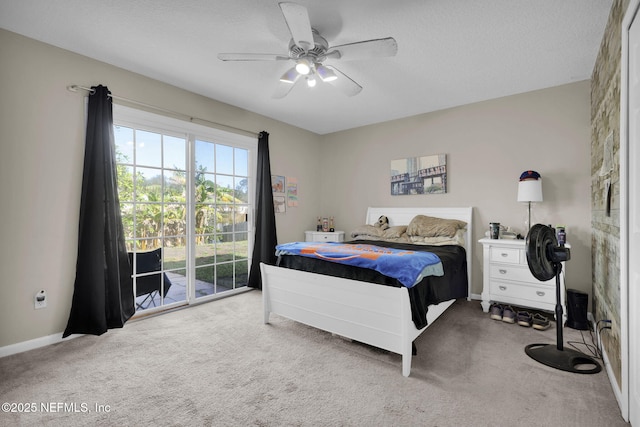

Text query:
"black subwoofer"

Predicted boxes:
[[565, 289, 589, 330]]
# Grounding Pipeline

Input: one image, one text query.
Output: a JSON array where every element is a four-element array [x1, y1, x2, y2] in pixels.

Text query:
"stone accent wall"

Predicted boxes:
[[591, 0, 628, 389]]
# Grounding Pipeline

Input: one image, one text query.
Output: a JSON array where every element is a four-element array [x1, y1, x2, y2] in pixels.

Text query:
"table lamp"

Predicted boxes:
[[517, 170, 543, 234]]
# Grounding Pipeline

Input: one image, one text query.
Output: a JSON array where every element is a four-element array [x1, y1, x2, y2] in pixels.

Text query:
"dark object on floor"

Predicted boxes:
[[532, 313, 550, 330], [524, 224, 601, 374], [517, 311, 533, 327], [502, 305, 516, 324], [128, 248, 172, 310], [489, 303, 503, 321], [565, 289, 590, 330]]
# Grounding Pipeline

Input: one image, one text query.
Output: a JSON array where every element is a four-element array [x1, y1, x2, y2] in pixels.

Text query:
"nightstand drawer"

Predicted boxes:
[[489, 264, 554, 285], [490, 281, 555, 305], [305, 231, 345, 242], [311, 234, 335, 242], [489, 247, 521, 264]]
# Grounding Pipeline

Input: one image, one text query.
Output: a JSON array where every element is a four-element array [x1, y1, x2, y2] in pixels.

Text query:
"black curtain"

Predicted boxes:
[[248, 131, 277, 289], [63, 85, 135, 338]]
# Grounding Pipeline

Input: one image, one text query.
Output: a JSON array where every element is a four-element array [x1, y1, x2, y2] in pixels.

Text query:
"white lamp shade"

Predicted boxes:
[[517, 179, 543, 202]]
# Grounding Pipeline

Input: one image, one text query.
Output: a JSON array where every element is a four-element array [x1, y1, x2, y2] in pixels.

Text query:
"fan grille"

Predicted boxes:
[[526, 224, 558, 281]]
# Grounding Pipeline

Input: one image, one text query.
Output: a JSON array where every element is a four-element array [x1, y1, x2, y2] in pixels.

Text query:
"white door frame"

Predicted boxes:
[[622, 0, 640, 424]]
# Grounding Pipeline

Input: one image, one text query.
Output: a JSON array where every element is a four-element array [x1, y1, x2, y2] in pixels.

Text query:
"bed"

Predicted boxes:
[[260, 206, 473, 377]]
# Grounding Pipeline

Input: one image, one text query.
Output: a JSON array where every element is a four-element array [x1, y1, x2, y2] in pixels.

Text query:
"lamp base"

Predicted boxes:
[[523, 202, 536, 237], [524, 343, 601, 374]]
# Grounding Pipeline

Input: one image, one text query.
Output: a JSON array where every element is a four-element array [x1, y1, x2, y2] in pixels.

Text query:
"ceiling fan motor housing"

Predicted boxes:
[[288, 29, 329, 62]]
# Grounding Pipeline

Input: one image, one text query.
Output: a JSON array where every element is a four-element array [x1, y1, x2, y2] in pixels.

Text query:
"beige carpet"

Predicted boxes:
[[0, 290, 628, 426]]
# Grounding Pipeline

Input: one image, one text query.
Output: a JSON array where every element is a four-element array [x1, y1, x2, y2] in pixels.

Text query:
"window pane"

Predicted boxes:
[[195, 265, 214, 297], [165, 269, 186, 304], [121, 202, 134, 239], [164, 171, 186, 202], [195, 204, 216, 235], [135, 167, 163, 201], [235, 177, 248, 203], [164, 243, 186, 271], [164, 135, 186, 171], [216, 262, 233, 292], [163, 203, 186, 238], [195, 172, 215, 204], [216, 144, 234, 175], [216, 175, 234, 204], [235, 147, 248, 176], [135, 204, 162, 242], [135, 130, 162, 168], [114, 126, 134, 164], [117, 165, 134, 202], [195, 242, 216, 266], [195, 139, 214, 173], [135, 238, 158, 252], [235, 260, 249, 288]]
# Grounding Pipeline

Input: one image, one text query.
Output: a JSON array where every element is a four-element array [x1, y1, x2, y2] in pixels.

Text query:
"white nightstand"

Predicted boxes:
[[304, 230, 345, 242], [478, 238, 567, 319]]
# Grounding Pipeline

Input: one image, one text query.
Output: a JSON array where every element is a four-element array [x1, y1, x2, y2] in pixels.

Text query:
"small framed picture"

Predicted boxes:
[[274, 195, 286, 213], [272, 175, 285, 193]]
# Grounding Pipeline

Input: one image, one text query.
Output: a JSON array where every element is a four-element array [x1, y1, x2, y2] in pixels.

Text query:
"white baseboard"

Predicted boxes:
[[601, 341, 625, 415], [0, 332, 82, 358], [589, 312, 625, 418]]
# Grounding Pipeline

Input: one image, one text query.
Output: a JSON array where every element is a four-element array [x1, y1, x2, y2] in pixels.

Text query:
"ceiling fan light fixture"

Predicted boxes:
[[279, 68, 298, 84], [316, 64, 337, 82], [295, 58, 311, 75], [306, 75, 316, 87]]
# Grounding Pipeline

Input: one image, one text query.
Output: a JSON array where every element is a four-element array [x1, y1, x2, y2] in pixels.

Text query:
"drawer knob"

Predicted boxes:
[[499, 269, 507, 274], [536, 291, 545, 297], [499, 285, 507, 291], [501, 253, 508, 257]]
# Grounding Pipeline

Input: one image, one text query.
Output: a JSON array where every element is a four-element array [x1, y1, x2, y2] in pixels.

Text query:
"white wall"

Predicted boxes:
[[320, 81, 592, 298]]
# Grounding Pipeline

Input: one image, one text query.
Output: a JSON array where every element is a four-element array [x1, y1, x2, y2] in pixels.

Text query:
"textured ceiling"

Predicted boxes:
[[0, 0, 612, 134]]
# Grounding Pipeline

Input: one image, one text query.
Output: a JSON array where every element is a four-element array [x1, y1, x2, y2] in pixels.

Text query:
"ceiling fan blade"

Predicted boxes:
[[218, 53, 290, 61], [273, 73, 301, 98], [327, 37, 398, 61], [324, 66, 362, 97], [278, 2, 314, 52]]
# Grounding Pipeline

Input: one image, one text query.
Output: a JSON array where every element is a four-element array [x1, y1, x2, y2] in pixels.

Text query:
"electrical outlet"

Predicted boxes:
[[35, 290, 47, 309]]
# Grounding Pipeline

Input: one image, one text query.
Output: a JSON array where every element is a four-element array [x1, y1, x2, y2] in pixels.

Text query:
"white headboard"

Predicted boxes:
[[365, 207, 473, 300]]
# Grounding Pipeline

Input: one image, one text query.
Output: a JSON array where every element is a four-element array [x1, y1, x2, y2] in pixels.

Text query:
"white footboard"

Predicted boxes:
[[261, 262, 454, 377]]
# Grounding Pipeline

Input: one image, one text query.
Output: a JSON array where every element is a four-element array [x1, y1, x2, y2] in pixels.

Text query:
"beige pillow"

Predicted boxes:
[[350, 224, 383, 238], [382, 225, 407, 238], [350, 225, 407, 239], [409, 229, 466, 246], [407, 215, 467, 238]]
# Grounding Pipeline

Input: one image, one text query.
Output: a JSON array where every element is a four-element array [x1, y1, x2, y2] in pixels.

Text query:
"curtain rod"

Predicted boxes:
[[67, 84, 260, 138]]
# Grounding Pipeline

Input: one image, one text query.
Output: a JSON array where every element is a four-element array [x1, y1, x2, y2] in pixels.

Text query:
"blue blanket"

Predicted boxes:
[[275, 242, 443, 288]]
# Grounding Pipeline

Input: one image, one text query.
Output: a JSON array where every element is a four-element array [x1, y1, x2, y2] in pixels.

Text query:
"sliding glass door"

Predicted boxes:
[[193, 139, 250, 299], [113, 105, 255, 312]]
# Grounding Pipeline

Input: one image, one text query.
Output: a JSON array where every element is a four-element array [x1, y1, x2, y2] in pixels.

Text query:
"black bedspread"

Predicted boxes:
[[276, 240, 468, 329]]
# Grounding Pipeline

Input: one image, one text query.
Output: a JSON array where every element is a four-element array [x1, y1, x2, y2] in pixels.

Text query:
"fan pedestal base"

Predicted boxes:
[[525, 343, 601, 374]]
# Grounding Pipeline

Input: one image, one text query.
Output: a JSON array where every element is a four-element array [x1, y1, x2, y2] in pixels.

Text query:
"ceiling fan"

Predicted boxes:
[[217, 2, 398, 98]]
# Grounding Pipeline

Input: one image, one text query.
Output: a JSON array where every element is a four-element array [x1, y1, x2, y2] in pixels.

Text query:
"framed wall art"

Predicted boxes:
[[271, 175, 285, 193], [390, 154, 447, 195], [274, 195, 286, 213]]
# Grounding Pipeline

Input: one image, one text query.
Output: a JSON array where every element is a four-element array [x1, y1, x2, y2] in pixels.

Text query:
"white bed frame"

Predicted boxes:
[[260, 206, 473, 377]]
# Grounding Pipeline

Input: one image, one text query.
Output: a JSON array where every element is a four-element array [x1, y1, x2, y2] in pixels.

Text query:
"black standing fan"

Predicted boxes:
[[524, 224, 601, 374]]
